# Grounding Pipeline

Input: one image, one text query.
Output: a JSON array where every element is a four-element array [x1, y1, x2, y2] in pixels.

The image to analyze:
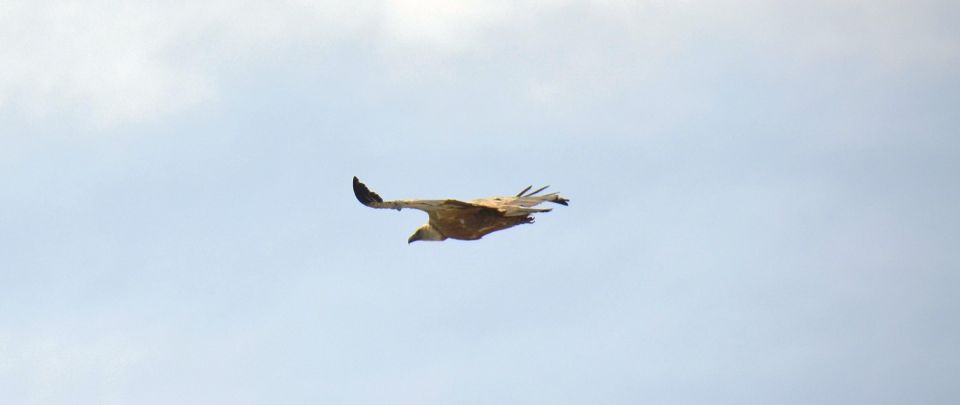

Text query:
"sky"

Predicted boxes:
[[1, 0, 959, 404]]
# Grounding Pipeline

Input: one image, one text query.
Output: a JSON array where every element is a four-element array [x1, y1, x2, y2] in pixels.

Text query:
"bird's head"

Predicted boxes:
[[408, 224, 446, 243]]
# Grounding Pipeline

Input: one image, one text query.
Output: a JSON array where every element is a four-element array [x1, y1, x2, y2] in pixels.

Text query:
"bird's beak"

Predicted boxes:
[[407, 235, 417, 244]]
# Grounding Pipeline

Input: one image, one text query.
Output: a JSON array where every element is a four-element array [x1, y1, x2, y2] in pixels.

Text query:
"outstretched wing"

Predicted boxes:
[[468, 184, 569, 216], [352, 177, 487, 213], [512, 184, 569, 206]]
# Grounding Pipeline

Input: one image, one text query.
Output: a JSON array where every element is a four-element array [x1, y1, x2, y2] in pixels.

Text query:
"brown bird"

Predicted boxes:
[[352, 176, 568, 243]]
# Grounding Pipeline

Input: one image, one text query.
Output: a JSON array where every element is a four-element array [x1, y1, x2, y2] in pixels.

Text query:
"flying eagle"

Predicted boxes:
[[352, 176, 569, 243]]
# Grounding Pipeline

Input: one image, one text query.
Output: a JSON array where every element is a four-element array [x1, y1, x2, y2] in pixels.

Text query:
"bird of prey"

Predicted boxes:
[[352, 176, 569, 243]]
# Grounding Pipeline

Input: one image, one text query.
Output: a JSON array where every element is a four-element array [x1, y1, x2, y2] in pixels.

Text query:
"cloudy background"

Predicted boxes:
[[2, 0, 958, 403]]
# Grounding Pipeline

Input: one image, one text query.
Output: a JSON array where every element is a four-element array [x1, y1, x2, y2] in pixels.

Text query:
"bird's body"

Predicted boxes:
[[426, 204, 532, 240], [352, 177, 568, 243]]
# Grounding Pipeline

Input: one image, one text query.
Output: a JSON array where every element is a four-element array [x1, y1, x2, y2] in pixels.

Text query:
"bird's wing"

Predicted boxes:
[[511, 184, 569, 206], [469, 198, 553, 216], [467, 185, 570, 216], [353, 177, 493, 213]]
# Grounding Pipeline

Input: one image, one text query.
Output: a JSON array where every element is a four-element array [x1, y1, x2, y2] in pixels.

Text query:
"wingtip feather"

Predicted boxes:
[[352, 176, 384, 206], [526, 185, 549, 196]]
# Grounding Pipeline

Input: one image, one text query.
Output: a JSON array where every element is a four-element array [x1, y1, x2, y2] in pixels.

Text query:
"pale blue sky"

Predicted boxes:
[[2, 1, 959, 404]]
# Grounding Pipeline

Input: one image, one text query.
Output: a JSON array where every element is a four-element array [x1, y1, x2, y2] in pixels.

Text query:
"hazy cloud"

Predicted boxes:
[[2, 0, 956, 127]]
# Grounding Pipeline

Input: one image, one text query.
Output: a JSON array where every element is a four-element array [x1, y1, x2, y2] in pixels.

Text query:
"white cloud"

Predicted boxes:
[[1, 0, 956, 128], [3, 0, 643, 128], [380, 0, 509, 50], [1, 1, 209, 127], [0, 0, 375, 128]]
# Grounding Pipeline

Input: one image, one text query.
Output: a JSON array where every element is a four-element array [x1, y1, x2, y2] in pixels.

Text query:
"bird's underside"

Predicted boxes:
[[352, 176, 568, 243]]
